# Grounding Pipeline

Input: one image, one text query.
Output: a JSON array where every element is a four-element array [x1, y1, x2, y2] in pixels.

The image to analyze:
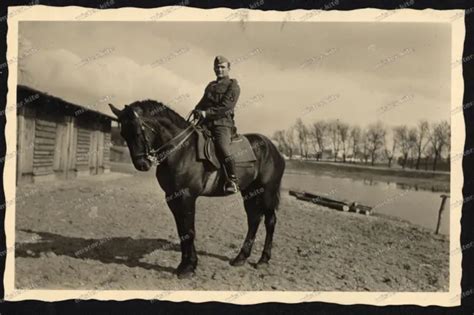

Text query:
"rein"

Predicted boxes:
[[132, 109, 198, 165]]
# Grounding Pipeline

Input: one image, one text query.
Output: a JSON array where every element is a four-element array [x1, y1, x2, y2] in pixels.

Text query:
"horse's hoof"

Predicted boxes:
[[177, 270, 195, 279], [229, 257, 246, 267], [176, 264, 196, 279]]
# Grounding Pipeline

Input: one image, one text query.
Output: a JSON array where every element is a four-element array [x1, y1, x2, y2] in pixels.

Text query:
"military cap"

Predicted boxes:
[[214, 55, 230, 65]]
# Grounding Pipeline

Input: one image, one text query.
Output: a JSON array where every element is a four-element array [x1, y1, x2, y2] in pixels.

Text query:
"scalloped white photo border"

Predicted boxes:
[[4, 5, 464, 306]]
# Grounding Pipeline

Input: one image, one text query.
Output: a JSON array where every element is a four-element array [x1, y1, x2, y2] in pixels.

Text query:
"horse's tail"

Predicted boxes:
[[271, 148, 285, 211], [272, 173, 283, 211]]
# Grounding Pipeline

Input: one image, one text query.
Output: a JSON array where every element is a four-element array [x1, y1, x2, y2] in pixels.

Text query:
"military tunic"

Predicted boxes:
[[195, 77, 240, 127], [194, 76, 240, 159]]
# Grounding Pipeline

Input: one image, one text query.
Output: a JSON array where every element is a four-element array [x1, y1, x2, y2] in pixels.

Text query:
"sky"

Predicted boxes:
[[17, 21, 450, 136]]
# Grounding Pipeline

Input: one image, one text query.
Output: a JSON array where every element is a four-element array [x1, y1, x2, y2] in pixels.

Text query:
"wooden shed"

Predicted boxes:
[[16, 85, 116, 184]]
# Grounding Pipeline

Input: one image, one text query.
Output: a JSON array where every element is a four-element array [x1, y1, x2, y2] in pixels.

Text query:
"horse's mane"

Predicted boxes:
[[129, 99, 189, 129]]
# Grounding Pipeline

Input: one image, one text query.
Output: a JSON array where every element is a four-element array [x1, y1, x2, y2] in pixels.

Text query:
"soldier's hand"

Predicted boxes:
[[192, 109, 206, 120]]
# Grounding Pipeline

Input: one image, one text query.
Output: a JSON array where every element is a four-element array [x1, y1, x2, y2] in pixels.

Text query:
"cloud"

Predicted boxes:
[[17, 21, 450, 136], [18, 47, 203, 117]]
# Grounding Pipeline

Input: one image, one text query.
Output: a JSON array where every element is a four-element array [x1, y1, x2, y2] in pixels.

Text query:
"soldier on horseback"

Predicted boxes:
[[193, 55, 240, 194], [110, 55, 285, 276]]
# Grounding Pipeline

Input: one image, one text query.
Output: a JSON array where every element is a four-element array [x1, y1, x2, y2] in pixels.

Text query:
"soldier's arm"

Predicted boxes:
[[206, 79, 240, 117]]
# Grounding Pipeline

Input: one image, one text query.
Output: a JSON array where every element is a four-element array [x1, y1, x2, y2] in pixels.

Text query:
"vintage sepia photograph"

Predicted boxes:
[[3, 6, 464, 306]]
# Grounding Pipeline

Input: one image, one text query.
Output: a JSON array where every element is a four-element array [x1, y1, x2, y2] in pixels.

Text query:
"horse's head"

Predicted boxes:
[[109, 100, 190, 171], [109, 103, 154, 172]]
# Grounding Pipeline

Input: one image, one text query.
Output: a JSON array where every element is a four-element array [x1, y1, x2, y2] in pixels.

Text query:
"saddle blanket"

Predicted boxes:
[[196, 130, 257, 169]]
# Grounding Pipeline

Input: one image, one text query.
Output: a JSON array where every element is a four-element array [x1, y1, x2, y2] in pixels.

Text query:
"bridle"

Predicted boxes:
[[130, 109, 198, 165]]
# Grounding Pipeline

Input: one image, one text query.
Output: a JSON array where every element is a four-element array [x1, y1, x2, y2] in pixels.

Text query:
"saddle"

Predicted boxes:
[[196, 126, 257, 169]]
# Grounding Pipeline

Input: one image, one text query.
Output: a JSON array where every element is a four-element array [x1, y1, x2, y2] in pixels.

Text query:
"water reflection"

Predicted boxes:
[[283, 172, 450, 235], [344, 176, 447, 193], [285, 169, 449, 193]]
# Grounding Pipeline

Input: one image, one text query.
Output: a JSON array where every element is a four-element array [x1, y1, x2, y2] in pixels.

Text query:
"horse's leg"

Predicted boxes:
[[255, 179, 281, 269], [230, 195, 263, 266], [167, 196, 198, 278], [255, 208, 276, 268]]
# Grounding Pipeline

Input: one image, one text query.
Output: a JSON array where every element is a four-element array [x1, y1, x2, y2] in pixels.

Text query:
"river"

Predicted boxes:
[[282, 170, 449, 235]]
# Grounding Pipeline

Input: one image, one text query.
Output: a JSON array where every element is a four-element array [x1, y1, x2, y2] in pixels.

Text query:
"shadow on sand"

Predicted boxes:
[[16, 229, 230, 275]]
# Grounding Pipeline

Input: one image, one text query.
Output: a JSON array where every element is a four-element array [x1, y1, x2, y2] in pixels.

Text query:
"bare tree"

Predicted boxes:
[[349, 125, 362, 163], [413, 120, 430, 170], [294, 119, 309, 158], [273, 130, 290, 157], [311, 120, 327, 161], [338, 122, 350, 163], [445, 125, 451, 165], [361, 130, 371, 164], [428, 121, 450, 171], [366, 122, 386, 166], [394, 125, 412, 169], [407, 127, 418, 168], [309, 133, 318, 160], [285, 127, 297, 159], [328, 120, 341, 162], [383, 127, 398, 168], [424, 145, 435, 170]]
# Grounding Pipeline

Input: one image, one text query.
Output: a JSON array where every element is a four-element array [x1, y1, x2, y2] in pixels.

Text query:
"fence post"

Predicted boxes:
[[435, 194, 449, 234]]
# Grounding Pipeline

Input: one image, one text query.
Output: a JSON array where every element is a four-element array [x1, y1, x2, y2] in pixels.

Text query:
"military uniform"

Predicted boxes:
[[194, 55, 241, 193], [194, 77, 240, 158]]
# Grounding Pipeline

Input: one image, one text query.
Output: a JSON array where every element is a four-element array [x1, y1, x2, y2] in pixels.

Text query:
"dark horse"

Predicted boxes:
[[109, 100, 285, 278]]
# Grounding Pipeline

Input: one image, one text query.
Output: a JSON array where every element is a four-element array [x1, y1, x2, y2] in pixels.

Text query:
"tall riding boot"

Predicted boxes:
[[223, 156, 239, 194]]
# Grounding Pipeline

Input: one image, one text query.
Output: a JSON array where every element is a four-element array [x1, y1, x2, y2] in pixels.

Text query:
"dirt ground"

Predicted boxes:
[[14, 163, 449, 291]]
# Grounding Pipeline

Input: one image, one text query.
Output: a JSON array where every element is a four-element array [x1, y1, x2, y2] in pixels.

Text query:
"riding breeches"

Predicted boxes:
[[210, 125, 233, 159]]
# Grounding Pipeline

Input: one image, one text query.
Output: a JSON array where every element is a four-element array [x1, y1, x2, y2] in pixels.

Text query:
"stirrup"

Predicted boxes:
[[224, 179, 239, 193]]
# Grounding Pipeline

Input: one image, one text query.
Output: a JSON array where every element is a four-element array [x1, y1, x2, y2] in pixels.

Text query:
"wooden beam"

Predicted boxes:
[[35, 120, 56, 127], [35, 130, 56, 139], [34, 138, 56, 145]]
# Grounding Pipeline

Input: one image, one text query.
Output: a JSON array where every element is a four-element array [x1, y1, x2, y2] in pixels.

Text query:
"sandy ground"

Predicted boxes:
[[14, 163, 449, 291]]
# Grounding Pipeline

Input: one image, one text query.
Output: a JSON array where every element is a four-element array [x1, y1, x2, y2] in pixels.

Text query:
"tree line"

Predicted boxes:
[[272, 119, 451, 171]]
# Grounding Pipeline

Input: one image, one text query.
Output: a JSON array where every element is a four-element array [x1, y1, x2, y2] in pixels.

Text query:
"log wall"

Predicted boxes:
[[33, 119, 56, 176], [16, 86, 114, 184]]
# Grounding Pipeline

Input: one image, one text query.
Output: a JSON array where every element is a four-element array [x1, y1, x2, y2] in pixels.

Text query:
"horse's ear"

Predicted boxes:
[[109, 103, 122, 117]]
